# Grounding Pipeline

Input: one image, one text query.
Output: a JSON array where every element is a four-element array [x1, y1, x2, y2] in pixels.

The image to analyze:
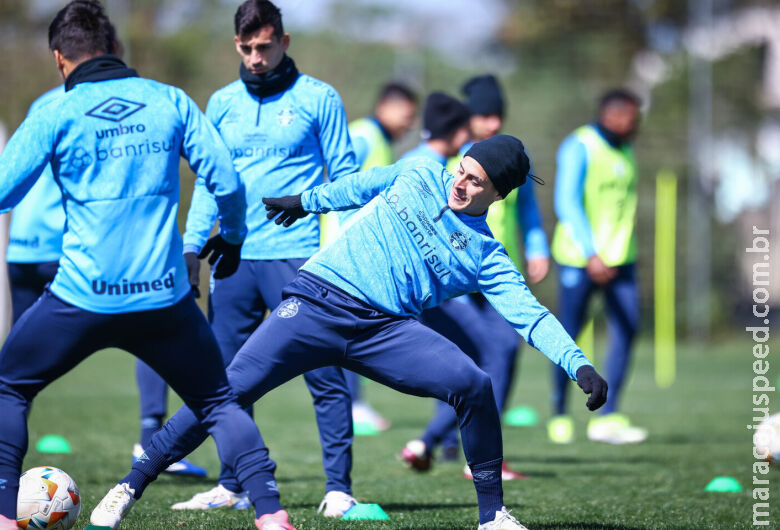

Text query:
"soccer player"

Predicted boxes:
[[403, 91, 471, 163], [152, 0, 359, 517], [548, 88, 646, 445], [402, 75, 550, 480], [343, 81, 418, 432], [96, 134, 608, 530], [5, 87, 65, 325], [0, 2, 280, 529]]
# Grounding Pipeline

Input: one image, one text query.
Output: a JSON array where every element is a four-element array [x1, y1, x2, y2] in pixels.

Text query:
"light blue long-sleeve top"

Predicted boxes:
[[183, 74, 358, 259], [6, 86, 66, 264], [0, 76, 246, 313], [553, 131, 596, 258], [300, 157, 590, 380]]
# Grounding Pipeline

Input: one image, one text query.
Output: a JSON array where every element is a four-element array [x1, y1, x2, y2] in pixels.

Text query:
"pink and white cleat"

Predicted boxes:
[[255, 509, 296, 530]]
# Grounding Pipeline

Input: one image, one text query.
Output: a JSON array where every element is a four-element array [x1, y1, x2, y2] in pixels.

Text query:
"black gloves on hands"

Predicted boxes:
[[198, 235, 242, 280], [184, 252, 201, 298], [263, 194, 308, 227], [576, 365, 608, 411]]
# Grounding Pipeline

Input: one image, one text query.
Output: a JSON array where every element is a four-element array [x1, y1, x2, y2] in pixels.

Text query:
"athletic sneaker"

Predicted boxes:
[[352, 401, 391, 431], [0, 514, 21, 530], [547, 415, 574, 444], [400, 439, 432, 471], [90, 483, 137, 529], [463, 462, 528, 481], [478, 507, 530, 529], [132, 443, 207, 477], [170, 484, 251, 510], [317, 490, 358, 517], [255, 509, 296, 529], [587, 413, 647, 444]]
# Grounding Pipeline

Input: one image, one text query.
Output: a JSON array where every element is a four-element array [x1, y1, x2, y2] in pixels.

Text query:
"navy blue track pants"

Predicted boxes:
[[552, 263, 639, 415], [419, 294, 519, 452], [0, 290, 271, 519], [7, 261, 58, 324], [145, 272, 502, 487], [136, 259, 353, 494]]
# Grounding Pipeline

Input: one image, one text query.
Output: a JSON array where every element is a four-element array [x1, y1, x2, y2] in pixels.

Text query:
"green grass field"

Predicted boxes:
[[23, 336, 779, 529]]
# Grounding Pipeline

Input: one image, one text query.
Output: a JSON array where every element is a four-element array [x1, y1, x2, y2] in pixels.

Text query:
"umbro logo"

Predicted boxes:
[[472, 470, 495, 481], [86, 97, 146, 122], [266, 480, 279, 493], [137, 452, 150, 463], [0, 478, 6, 490]]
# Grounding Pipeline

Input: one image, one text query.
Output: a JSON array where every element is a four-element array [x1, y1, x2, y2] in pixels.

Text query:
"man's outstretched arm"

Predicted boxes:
[[478, 246, 607, 410], [264, 157, 424, 226]]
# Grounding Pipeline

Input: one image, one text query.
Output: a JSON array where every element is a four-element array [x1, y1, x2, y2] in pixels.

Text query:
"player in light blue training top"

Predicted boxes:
[[5, 87, 66, 323], [150, 0, 359, 518], [0, 3, 283, 529], [105, 134, 608, 530], [403, 75, 551, 481]]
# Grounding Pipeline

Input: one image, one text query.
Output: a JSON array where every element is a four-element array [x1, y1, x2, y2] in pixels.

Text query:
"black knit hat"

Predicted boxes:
[[422, 92, 470, 140], [462, 74, 505, 117], [465, 135, 538, 197]]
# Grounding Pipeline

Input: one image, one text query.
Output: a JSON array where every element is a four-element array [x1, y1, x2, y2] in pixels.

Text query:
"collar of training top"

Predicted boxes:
[[65, 54, 139, 92], [239, 54, 300, 99]]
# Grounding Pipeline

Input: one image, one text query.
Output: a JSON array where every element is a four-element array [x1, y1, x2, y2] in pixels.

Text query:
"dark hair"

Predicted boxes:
[[377, 82, 418, 105], [598, 88, 641, 111], [48, 0, 116, 60], [234, 0, 284, 39]]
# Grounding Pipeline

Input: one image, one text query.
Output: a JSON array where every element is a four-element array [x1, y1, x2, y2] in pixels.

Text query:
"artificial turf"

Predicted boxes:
[[23, 336, 779, 529]]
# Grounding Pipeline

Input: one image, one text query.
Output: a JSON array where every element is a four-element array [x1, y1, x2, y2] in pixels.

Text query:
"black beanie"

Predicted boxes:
[[464, 134, 530, 198], [462, 74, 505, 117], [422, 92, 470, 140]]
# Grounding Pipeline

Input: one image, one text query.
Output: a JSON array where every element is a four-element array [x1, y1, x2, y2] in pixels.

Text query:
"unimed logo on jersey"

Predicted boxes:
[[86, 97, 146, 122]]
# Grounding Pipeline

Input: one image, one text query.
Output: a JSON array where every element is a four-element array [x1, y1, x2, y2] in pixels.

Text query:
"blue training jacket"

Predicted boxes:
[[553, 131, 596, 258], [300, 157, 590, 380], [0, 76, 246, 313], [6, 86, 66, 264], [183, 73, 357, 259]]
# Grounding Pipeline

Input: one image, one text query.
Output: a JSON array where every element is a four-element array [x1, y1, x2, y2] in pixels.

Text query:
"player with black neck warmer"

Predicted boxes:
[[132, 0, 361, 525]]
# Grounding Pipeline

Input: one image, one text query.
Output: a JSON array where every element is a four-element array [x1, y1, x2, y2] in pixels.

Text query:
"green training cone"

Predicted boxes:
[[341, 503, 390, 520], [35, 435, 72, 454], [353, 421, 380, 437], [503, 406, 539, 427], [704, 476, 742, 492]]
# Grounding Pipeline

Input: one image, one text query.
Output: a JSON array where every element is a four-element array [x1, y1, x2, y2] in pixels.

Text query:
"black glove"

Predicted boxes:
[[198, 235, 242, 280], [184, 252, 201, 298], [576, 365, 608, 411], [263, 194, 308, 227]]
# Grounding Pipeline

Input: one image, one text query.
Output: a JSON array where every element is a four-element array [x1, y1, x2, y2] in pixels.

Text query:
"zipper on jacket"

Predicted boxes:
[[433, 205, 450, 222], [256, 97, 263, 126]]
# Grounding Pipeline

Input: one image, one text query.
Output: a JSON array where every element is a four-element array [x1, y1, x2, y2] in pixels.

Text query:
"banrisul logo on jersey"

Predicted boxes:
[[449, 231, 470, 251]]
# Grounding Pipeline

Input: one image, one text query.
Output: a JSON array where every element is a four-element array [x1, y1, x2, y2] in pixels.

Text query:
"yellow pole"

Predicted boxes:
[[577, 317, 595, 362], [655, 170, 677, 388]]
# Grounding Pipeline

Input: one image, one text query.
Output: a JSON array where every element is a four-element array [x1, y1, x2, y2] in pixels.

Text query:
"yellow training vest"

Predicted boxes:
[[551, 125, 638, 267]]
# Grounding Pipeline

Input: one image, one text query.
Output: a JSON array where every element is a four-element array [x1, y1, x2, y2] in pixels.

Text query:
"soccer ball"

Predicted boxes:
[[17, 466, 81, 529], [754, 413, 780, 466]]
